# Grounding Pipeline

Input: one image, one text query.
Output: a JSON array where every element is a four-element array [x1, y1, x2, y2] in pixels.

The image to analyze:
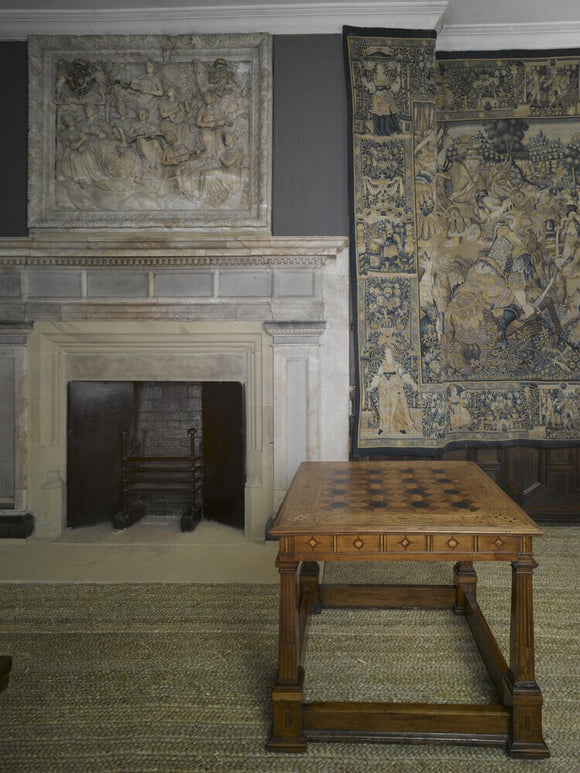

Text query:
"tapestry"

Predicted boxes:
[[345, 27, 580, 453]]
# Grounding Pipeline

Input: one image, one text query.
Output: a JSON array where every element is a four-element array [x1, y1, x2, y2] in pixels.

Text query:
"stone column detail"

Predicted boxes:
[[264, 321, 326, 510], [0, 323, 33, 514]]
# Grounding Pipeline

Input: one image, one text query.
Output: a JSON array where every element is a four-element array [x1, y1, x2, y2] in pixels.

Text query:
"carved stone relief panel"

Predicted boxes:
[[28, 34, 272, 231]]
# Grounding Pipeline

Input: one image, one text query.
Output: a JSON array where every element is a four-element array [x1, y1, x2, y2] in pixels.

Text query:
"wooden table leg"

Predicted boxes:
[[504, 544, 549, 759], [267, 556, 307, 752], [299, 561, 321, 614], [453, 560, 477, 615]]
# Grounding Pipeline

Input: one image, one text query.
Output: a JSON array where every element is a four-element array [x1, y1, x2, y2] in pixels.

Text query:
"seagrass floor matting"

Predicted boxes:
[[0, 527, 578, 772]]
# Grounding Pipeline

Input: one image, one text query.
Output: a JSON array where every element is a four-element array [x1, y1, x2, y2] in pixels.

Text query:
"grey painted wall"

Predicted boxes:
[[0, 35, 349, 238], [272, 35, 348, 236], [0, 43, 27, 236]]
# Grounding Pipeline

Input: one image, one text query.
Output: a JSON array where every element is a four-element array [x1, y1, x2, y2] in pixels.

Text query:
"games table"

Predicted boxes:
[[267, 461, 549, 758]]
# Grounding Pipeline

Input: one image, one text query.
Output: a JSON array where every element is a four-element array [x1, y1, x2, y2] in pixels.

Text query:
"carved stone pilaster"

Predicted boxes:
[[264, 321, 327, 511], [0, 323, 34, 523]]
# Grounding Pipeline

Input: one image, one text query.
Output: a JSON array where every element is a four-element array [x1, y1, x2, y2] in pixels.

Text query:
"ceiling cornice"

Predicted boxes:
[[0, 2, 449, 40], [438, 20, 580, 51], [1, 2, 579, 50]]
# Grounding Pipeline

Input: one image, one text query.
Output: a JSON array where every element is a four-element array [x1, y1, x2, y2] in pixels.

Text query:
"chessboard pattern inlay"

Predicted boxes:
[[270, 461, 543, 535]]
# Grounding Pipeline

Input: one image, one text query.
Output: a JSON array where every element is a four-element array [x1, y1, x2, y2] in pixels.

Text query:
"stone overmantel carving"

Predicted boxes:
[[28, 34, 272, 232]]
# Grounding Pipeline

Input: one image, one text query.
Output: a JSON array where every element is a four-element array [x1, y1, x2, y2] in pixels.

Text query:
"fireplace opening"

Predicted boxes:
[[67, 381, 245, 532]]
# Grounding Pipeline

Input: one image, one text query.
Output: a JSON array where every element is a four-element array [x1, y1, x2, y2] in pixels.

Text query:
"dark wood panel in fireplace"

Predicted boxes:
[[67, 381, 134, 528], [202, 382, 245, 530]]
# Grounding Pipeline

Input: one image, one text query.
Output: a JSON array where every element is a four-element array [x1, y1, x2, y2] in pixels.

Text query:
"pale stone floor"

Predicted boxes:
[[0, 517, 280, 584]]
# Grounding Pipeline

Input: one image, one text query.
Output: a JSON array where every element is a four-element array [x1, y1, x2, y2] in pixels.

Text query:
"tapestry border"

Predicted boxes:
[[437, 48, 580, 61]]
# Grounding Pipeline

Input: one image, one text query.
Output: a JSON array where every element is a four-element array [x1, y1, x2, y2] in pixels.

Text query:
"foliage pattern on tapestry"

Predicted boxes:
[[345, 28, 580, 452]]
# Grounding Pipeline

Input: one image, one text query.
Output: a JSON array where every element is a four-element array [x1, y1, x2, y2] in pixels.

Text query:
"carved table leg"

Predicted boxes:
[[267, 556, 307, 752], [454, 561, 477, 615], [299, 561, 321, 614], [505, 544, 549, 759]]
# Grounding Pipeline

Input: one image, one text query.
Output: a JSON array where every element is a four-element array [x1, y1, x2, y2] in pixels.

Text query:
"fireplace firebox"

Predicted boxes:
[[67, 381, 245, 532]]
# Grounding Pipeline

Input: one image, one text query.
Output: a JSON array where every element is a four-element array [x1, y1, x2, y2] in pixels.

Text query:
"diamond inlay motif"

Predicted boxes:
[[399, 536, 411, 549], [307, 536, 319, 549], [493, 537, 504, 548], [353, 537, 365, 550]]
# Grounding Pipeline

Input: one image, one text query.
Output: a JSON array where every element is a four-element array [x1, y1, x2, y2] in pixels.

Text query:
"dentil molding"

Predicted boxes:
[[0, 235, 348, 268]]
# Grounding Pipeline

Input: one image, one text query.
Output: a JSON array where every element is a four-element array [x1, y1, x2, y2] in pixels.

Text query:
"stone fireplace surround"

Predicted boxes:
[[0, 234, 350, 541]]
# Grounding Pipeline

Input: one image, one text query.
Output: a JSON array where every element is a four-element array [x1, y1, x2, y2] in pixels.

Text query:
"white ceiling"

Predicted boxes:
[[0, 0, 579, 49]]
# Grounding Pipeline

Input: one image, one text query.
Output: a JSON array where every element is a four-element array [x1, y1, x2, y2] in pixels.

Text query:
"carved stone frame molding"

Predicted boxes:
[[28, 33, 272, 232]]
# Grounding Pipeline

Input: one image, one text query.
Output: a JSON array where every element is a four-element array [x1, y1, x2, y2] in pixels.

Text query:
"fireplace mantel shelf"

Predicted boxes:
[[0, 234, 348, 267]]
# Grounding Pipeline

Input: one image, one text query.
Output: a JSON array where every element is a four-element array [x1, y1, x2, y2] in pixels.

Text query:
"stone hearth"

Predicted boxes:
[[0, 234, 349, 540]]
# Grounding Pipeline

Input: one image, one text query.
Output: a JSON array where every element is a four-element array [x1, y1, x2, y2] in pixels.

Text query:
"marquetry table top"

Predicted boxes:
[[269, 461, 544, 536]]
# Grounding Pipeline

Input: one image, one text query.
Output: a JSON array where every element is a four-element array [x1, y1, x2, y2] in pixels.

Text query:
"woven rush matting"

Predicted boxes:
[[0, 526, 578, 772]]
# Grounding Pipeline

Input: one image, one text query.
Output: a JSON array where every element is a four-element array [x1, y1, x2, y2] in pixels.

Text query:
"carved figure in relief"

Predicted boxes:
[[220, 131, 244, 170], [57, 113, 88, 185], [161, 129, 195, 196], [62, 59, 99, 98], [55, 61, 68, 102], [86, 63, 109, 110], [199, 131, 245, 205], [62, 103, 140, 191], [128, 108, 164, 177], [158, 86, 191, 145], [125, 59, 164, 99], [59, 103, 108, 188], [196, 90, 232, 159], [207, 58, 237, 97]]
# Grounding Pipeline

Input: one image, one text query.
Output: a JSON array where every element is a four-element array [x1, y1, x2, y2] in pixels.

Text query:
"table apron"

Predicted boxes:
[[283, 550, 520, 562], [278, 533, 526, 562]]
